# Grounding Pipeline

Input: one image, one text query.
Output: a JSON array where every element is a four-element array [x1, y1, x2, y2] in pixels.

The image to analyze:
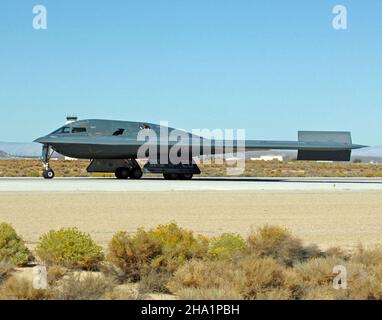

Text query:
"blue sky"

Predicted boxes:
[[0, 1, 381, 145]]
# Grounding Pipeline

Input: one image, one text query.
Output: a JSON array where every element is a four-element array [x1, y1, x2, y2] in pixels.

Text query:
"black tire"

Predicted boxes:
[[163, 173, 179, 180], [129, 168, 143, 179], [42, 169, 55, 179], [180, 173, 193, 180], [115, 167, 130, 179]]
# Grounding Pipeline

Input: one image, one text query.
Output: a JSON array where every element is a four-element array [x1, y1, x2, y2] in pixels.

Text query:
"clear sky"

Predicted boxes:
[[1, 0, 381, 145]]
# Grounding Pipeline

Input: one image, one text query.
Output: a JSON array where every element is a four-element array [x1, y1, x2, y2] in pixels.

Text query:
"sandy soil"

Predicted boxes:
[[0, 191, 381, 250]]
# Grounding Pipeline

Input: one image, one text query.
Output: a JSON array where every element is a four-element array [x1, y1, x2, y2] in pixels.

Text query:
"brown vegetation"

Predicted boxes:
[[1, 222, 382, 300], [1, 159, 382, 177]]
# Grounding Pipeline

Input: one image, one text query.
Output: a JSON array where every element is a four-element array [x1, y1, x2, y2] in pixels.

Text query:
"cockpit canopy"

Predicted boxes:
[[52, 126, 87, 134]]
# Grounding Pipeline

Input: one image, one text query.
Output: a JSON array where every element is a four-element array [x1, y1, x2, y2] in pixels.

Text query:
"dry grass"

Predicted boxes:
[[138, 270, 172, 294], [200, 160, 382, 177], [51, 272, 116, 300], [0, 261, 13, 284], [47, 265, 67, 286], [0, 277, 51, 300], [1, 159, 382, 177], [246, 225, 322, 266]]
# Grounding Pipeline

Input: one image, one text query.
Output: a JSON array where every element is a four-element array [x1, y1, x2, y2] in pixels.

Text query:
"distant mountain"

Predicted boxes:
[[0, 150, 10, 158], [0, 142, 41, 157], [352, 146, 382, 158]]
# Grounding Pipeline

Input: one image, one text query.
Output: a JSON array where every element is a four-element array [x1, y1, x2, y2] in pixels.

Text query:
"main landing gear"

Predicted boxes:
[[163, 173, 193, 180], [114, 159, 143, 180], [41, 144, 55, 179]]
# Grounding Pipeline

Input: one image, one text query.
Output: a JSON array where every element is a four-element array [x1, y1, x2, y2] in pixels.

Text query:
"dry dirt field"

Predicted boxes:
[[0, 190, 381, 250]]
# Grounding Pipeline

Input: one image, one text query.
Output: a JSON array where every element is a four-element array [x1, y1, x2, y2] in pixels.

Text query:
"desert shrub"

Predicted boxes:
[[339, 262, 382, 300], [324, 247, 351, 260], [238, 256, 289, 300], [35, 228, 104, 269], [208, 233, 245, 260], [138, 270, 172, 294], [148, 223, 209, 273], [167, 259, 243, 294], [47, 265, 67, 286], [107, 223, 209, 281], [0, 261, 14, 284], [299, 284, 337, 300], [169, 256, 292, 300], [107, 229, 162, 281], [0, 277, 51, 300], [176, 288, 243, 300], [291, 256, 360, 299], [351, 245, 382, 267], [294, 256, 345, 287], [254, 288, 292, 300], [103, 284, 142, 300], [51, 273, 115, 300], [0, 223, 32, 266], [246, 225, 322, 266]]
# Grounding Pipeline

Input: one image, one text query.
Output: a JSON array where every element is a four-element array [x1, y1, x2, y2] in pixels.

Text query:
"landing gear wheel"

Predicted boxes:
[[43, 169, 55, 179], [179, 173, 193, 180], [129, 168, 143, 179], [163, 173, 179, 180], [115, 167, 130, 179]]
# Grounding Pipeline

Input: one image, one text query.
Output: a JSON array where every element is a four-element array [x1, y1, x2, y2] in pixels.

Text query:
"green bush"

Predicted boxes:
[[35, 228, 104, 269], [148, 223, 209, 273], [107, 223, 209, 281], [0, 223, 32, 266], [246, 225, 322, 266], [208, 233, 245, 260]]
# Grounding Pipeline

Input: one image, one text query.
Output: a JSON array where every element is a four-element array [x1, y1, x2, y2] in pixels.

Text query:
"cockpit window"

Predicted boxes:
[[113, 128, 125, 136], [72, 127, 87, 133], [140, 124, 151, 130], [52, 126, 71, 134]]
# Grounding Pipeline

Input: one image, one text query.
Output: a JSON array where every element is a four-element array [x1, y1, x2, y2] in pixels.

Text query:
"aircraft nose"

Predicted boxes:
[[34, 136, 49, 144]]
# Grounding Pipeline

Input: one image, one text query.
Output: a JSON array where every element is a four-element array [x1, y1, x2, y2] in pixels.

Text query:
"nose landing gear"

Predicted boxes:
[[43, 168, 55, 179], [41, 144, 55, 179]]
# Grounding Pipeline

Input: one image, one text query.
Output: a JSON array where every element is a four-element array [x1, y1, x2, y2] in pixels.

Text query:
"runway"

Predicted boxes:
[[1, 177, 382, 249], [0, 177, 382, 192]]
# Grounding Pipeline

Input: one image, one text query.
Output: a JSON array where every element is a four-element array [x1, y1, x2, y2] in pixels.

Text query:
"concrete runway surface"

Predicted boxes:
[[0, 177, 382, 250], [1, 177, 382, 191]]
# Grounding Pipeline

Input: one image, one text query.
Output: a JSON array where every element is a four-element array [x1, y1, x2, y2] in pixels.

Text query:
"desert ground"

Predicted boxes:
[[1, 190, 381, 250]]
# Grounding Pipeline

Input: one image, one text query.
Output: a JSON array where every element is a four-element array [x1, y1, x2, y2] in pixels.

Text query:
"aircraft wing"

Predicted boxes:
[[213, 131, 367, 161]]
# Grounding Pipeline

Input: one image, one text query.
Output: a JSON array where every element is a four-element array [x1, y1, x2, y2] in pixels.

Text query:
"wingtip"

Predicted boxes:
[[353, 144, 369, 149]]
